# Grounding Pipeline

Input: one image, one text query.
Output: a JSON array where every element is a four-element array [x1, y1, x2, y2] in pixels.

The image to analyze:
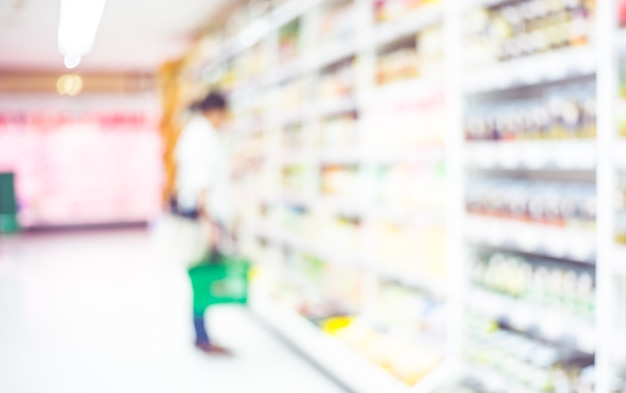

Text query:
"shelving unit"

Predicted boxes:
[[463, 46, 596, 94], [215, 0, 450, 390], [458, 1, 600, 392], [465, 140, 597, 170], [600, 1, 626, 392], [174, 0, 626, 392]]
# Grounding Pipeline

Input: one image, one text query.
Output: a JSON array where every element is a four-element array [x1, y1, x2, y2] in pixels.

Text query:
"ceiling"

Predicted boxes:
[[0, 0, 234, 73]]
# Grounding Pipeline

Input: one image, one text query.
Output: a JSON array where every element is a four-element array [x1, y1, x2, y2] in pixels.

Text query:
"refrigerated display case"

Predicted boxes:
[[0, 102, 162, 228]]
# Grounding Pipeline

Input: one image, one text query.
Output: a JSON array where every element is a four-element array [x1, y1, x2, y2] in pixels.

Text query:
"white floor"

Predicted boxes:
[[0, 230, 346, 393]]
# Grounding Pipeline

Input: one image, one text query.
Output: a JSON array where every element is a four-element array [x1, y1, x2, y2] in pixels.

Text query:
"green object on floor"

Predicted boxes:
[[0, 173, 19, 234], [0, 214, 19, 234], [0, 173, 17, 213], [188, 255, 250, 314]]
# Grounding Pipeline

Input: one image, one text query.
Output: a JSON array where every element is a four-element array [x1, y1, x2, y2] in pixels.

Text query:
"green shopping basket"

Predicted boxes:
[[188, 255, 250, 315]]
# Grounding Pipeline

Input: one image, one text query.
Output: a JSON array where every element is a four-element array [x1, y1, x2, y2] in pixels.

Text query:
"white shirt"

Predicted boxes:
[[174, 115, 232, 224]]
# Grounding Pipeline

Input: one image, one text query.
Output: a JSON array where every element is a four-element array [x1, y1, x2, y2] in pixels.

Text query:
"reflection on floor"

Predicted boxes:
[[0, 230, 346, 393]]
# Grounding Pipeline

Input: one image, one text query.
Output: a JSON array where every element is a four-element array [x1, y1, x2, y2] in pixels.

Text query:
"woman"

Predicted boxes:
[[174, 91, 232, 354]]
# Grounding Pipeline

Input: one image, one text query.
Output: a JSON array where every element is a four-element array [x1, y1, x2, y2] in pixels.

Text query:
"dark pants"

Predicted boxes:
[[173, 196, 228, 346], [194, 311, 210, 345]]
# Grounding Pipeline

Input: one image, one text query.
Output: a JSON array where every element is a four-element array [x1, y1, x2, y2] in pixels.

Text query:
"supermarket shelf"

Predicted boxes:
[[281, 194, 317, 208], [231, 9, 445, 89], [461, 0, 508, 10], [319, 147, 444, 165], [212, 0, 326, 65], [316, 96, 358, 118], [466, 215, 596, 263], [255, 224, 309, 250], [463, 46, 596, 94], [251, 291, 446, 393], [210, 2, 444, 81], [464, 364, 542, 393], [263, 41, 358, 87], [320, 149, 363, 165], [467, 287, 596, 354], [365, 210, 445, 228], [364, 147, 445, 164], [365, 77, 443, 105], [374, 266, 447, 299], [312, 39, 358, 71], [317, 198, 365, 217], [281, 150, 318, 166], [373, 5, 443, 49], [267, 105, 314, 127], [236, 99, 355, 128], [261, 44, 356, 87], [242, 193, 282, 206], [255, 225, 364, 268], [265, 57, 309, 86], [230, 118, 263, 137], [465, 140, 596, 170]]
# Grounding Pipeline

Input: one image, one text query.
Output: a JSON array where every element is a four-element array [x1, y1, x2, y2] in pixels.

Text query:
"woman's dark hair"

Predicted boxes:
[[192, 91, 228, 113]]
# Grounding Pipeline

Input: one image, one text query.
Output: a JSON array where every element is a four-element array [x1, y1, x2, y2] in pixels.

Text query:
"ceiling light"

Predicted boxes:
[[58, 0, 106, 68], [57, 74, 83, 96], [63, 54, 81, 69]]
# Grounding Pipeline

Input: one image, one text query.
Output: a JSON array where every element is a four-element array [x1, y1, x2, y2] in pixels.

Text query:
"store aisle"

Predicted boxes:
[[0, 230, 346, 393]]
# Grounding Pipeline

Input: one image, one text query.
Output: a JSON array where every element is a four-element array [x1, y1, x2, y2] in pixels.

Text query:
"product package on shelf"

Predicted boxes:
[[282, 122, 313, 153], [466, 178, 596, 230], [320, 113, 358, 149], [365, 161, 446, 216], [376, 22, 444, 86], [463, 0, 595, 69], [315, 215, 362, 257], [268, 77, 312, 131], [231, 132, 266, 174], [282, 164, 314, 198], [321, 164, 360, 203], [319, 0, 356, 45], [231, 133, 281, 201], [277, 78, 311, 110], [377, 43, 420, 86], [372, 220, 446, 286], [469, 250, 595, 323], [463, 311, 595, 393], [362, 83, 445, 153], [279, 18, 302, 62], [267, 250, 364, 322], [330, 283, 445, 386], [465, 80, 596, 142], [417, 24, 445, 77], [319, 59, 357, 101], [238, 42, 270, 81], [374, 0, 441, 24]]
